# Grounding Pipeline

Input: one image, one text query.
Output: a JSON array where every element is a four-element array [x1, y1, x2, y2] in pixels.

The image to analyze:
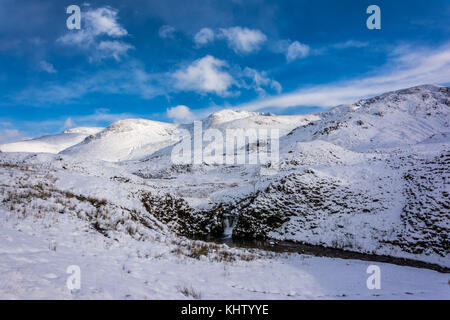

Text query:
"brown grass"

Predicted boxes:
[[178, 286, 201, 299]]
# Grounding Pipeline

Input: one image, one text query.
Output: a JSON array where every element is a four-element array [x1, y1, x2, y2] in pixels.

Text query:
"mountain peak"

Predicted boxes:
[[205, 109, 258, 128], [63, 127, 104, 135]]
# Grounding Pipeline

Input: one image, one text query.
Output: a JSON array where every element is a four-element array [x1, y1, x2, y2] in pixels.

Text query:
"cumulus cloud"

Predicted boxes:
[[172, 55, 281, 97], [273, 39, 311, 61], [236, 44, 450, 111], [86, 7, 128, 37], [194, 28, 215, 46], [286, 41, 310, 62], [59, 6, 127, 45], [219, 27, 267, 54], [58, 6, 132, 61], [172, 55, 235, 96], [158, 25, 176, 39], [13, 54, 280, 104], [39, 60, 57, 73], [166, 105, 196, 123]]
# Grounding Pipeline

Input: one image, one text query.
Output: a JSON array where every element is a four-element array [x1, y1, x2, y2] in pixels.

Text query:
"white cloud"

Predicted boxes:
[[63, 117, 76, 129], [219, 27, 267, 54], [13, 61, 161, 105], [166, 105, 196, 123], [158, 25, 176, 39], [172, 55, 235, 96], [286, 41, 310, 62], [194, 28, 215, 46], [235, 44, 450, 111], [97, 40, 134, 61], [59, 6, 127, 45], [39, 60, 57, 73], [15, 55, 280, 104], [242, 67, 282, 96], [57, 6, 132, 61], [86, 7, 127, 37]]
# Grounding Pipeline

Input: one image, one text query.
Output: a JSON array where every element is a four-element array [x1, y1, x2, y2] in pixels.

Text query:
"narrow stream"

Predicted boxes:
[[213, 237, 450, 273], [207, 216, 450, 273]]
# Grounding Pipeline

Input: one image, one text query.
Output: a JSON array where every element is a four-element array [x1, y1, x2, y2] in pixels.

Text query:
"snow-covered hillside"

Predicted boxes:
[[1, 216, 448, 299], [204, 109, 318, 135], [283, 85, 450, 152], [61, 119, 181, 162], [0, 85, 449, 299], [0, 127, 103, 154], [125, 85, 449, 266]]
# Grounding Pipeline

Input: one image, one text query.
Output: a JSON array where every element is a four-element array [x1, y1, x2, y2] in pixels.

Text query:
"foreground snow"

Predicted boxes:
[[0, 215, 448, 300]]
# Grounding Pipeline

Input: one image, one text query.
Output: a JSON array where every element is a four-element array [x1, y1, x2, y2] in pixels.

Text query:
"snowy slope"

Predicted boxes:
[[204, 110, 258, 128], [0, 85, 449, 299], [125, 85, 450, 266], [0, 127, 103, 154], [57, 110, 318, 166], [61, 119, 181, 162], [0, 149, 448, 299], [283, 85, 450, 152], [204, 109, 318, 136], [1, 216, 448, 299], [2, 110, 316, 162]]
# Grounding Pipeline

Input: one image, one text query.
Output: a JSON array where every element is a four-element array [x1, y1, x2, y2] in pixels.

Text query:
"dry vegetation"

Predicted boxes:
[[177, 285, 201, 299], [169, 239, 260, 263]]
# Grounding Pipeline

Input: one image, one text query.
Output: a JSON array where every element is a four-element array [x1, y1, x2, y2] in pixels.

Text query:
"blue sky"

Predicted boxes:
[[0, 0, 449, 142]]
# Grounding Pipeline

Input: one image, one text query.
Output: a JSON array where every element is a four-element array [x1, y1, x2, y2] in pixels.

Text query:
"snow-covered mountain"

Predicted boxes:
[[283, 85, 450, 152], [0, 127, 103, 154], [0, 110, 318, 162], [0, 85, 449, 299], [61, 110, 316, 162], [204, 109, 318, 135], [60, 119, 181, 162], [124, 85, 449, 265], [204, 109, 258, 128]]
